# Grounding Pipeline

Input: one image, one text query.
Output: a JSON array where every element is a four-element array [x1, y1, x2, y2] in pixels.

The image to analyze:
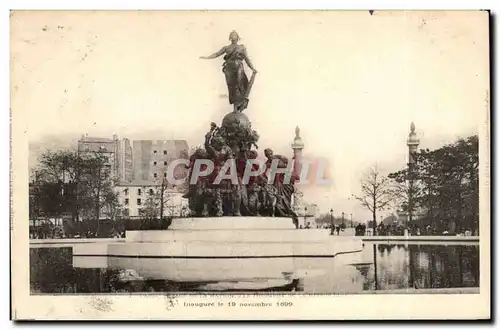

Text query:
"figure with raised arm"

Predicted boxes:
[[200, 30, 257, 112]]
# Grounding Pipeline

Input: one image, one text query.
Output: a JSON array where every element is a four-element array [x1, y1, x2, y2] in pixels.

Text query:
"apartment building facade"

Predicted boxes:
[[132, 139, 189, 184], [114, 180, 189, 218], [77, 134, 133, 182]]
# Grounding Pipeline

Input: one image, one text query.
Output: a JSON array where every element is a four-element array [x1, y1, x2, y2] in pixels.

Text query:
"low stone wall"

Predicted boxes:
[[30, 237, 124, 248], [362, 236, 479, 243], [361, 287, 479, 294]]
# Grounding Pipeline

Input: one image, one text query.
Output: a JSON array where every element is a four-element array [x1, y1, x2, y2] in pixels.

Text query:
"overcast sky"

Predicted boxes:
[[11, 10, 488, 221]]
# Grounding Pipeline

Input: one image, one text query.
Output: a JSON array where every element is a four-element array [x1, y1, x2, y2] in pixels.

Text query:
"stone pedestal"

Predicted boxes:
[[168, 216, 296, 230], [72, 217, 364, 286]]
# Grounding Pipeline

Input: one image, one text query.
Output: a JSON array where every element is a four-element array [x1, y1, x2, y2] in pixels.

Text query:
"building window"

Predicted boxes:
[[124, 198, 129, 206], [153, 150, 157, 154], [163, 150, 167, 155], [153, 161, 157, 166], [154, 173, 157, 178], [124, 188, 128, 196], [137, 198, 141, 205], [164, 161, 167, 166], [149, 189, 154, 195], [138, 189, 142, 195], [164, 173, 167, 178]]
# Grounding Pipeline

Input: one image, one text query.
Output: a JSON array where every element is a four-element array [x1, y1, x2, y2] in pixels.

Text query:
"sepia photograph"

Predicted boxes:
[[10, 9, 490, 320]]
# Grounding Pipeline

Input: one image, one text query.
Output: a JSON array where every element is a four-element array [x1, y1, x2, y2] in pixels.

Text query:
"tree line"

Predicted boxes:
[[315, 213, 359, 227], [30, 148, 178, 223], [353, 135, 479, 235], [30, 149, 120, 223], [29, 148, 181, 238]]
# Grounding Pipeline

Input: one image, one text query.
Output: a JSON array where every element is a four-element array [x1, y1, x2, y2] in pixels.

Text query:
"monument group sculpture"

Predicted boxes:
[[184, 31, 299, 225]]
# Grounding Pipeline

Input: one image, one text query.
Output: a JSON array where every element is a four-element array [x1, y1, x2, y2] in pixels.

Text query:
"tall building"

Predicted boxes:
[[132, 140, 189, 183], [78, 134, 118, 179], [77, 134, 133, 182], [117, 137, 133, 182]]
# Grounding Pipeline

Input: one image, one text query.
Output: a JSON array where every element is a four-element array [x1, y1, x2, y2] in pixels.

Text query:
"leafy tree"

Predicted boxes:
[[30, 149, 121, 226], [429, 136, 479, 232], [34, 150, 86, 221], [388, 135, 479, 233], [36, 149, 80, 183], [387, 167, 425, 225]]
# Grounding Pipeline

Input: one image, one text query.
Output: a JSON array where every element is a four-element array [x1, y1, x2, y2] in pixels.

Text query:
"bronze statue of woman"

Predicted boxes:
[[200, 31, 257, 112]]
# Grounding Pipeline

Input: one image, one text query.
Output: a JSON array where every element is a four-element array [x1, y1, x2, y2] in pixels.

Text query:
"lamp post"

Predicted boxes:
[[380, 215, 383, 236], [304, 206, 308, 229], [341, 212, 345, 227], [350, 213, 353, 228], [329, 208, 334, 235], [159, 177, 167, 220]]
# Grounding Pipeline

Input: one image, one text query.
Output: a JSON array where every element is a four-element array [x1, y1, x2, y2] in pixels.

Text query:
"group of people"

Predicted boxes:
[[354, 223, 367, 236], [29, 221, 124, 239]]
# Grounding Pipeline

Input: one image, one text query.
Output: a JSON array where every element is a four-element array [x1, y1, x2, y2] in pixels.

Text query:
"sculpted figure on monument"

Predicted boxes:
[[200, 30, 257, 112], [247, 182, 262, 216], [260, 148, 279, 216], [261, 148, 298, 218], [205, 134, 233, 217], [206, 122, 219, 141], [248, 129, 260, 150], [182, 147, 210, 217]]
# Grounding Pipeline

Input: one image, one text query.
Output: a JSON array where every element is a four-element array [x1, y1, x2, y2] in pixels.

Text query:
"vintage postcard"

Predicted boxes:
[[10, 10, 490, 320]]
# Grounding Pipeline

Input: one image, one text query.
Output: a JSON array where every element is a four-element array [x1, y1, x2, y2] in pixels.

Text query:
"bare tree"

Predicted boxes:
[[81, 153, 115, 222], [141, 180, 173, 219], [158, 179, 173, 218], [142, 192, 160, 220], [101, 190, 122, 221], [353, 165, 393, 235]]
